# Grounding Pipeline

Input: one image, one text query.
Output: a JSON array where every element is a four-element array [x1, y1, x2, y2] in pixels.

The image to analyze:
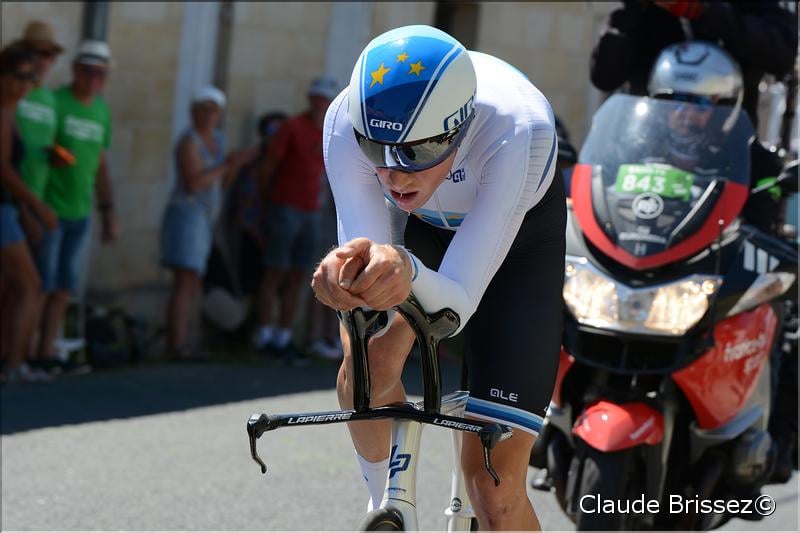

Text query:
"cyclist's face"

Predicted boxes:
[[376, 150, 457, 211]]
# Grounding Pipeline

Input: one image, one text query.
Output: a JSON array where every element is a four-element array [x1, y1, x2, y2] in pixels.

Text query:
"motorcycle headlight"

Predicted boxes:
[[564, 256, 721, 336], [563, 258, 618, 325]]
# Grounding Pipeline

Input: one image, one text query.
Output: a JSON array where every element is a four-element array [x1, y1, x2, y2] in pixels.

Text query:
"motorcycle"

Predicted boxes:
[[530, 94, 798, 530]]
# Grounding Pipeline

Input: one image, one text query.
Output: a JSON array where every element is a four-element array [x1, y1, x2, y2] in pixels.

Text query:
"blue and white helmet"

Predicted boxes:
[[348, 25, 477, 144]]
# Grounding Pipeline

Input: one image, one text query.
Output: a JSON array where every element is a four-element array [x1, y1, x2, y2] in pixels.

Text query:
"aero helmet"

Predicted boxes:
[[348, 25, 477, 171], [648, 41, 744, 131]]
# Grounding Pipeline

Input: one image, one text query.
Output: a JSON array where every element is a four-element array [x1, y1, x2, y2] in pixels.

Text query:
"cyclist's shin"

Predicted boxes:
[[356, 452, 389, 510]]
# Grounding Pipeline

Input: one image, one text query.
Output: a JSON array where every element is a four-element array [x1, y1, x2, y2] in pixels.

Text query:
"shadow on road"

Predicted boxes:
[[1, 356, 463, 435]]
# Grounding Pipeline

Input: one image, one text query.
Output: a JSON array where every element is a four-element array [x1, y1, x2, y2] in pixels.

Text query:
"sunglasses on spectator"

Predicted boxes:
[[194, 102, 221, 113], [354, 112, 474, 173], [77, 65, 108, 78], [33, 48, 59, 59]]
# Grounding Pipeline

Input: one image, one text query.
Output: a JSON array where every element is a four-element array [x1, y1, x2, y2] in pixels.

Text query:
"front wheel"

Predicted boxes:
[[358, 508, 404, 531], [572, 446, 641, 531]]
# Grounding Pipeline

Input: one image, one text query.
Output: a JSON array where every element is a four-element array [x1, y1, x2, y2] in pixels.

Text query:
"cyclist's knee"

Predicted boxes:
[[464, 468, 529, 527], [337, 347, 401, 401], [461, 432, 534, 526]]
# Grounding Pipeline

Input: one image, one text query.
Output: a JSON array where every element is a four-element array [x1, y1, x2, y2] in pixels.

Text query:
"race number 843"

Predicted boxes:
[[615, 163, 694, 200]]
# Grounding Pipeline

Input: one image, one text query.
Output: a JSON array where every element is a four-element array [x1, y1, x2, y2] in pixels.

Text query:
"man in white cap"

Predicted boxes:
[[252, 75, 339, 362], [35, 40, 117, 370]]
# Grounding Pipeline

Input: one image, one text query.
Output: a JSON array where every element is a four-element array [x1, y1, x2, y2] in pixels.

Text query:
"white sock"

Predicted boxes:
[[254, 325, 275, 347], [356, 453, 389, 511], [274, 328, 292, 349]]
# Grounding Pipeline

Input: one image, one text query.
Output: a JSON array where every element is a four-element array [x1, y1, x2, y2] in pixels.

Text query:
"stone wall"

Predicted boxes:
[[90, 2, 185, 295], [475, 1, 612, 145], [224, 1, 333, 149]]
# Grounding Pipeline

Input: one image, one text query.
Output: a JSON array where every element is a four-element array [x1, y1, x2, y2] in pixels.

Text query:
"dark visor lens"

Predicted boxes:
[[355, 112, 473, 172], [654, 92, 736, 110]]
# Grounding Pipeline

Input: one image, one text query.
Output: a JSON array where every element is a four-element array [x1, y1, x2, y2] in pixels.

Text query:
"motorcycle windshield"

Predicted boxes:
[[578, 95, 753, 258]]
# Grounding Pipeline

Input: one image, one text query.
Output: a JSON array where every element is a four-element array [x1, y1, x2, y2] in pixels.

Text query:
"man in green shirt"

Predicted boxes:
[[37, 40, 118, 366]]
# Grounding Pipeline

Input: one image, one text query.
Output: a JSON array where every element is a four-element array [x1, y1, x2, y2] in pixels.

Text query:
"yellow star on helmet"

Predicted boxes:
[[396, 52, 409, 63], [408, 60, 425, 77], [369, 62, 391, 88]]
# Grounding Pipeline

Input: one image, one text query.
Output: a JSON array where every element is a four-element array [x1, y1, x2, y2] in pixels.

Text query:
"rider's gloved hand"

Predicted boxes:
[[334, 237, 413, 311]]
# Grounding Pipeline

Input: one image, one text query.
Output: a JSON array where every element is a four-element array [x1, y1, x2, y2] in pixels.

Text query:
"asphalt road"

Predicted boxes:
[[2, 359, 797, 531]]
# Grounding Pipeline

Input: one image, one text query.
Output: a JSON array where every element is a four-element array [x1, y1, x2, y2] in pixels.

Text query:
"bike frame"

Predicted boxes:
[[247, 296, 512, 531]]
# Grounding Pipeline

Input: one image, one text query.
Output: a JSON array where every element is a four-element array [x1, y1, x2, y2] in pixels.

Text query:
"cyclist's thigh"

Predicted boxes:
[[463, 175, 566, 437]]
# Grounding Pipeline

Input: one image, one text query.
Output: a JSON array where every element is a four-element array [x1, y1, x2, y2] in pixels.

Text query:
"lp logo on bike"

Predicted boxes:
[[389, 444, 411, 479]]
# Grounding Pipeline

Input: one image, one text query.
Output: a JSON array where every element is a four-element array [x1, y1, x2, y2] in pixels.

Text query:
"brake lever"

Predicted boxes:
[[478, 423, 511, 486], [247, 413, 271, 474]]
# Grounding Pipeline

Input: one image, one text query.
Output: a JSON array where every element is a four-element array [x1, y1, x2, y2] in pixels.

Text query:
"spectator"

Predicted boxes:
[[252, 76, 339, 361], [35, 40, 118, 372], [160, 86, 248, 359], [305, 170, 343, 361], [17, 21, 62, 209], [0, 42, 57, 382], [229, 111, 287, 294], [16, 21, 63, 372]]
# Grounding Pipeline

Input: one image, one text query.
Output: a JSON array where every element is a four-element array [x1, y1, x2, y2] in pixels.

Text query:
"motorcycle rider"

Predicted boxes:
[[591, 0, 797, 233], [590, 0, 797, 131], [648, 43, 742, 179]]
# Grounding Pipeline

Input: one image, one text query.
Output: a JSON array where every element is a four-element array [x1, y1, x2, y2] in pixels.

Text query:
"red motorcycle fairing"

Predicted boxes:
[[571, 164, 750, 271], [551, 348, 575, 408], [572, 400, 664, 452], [672, 304, 777, 430]]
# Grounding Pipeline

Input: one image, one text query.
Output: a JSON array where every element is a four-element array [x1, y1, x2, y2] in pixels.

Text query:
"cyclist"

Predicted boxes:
[[312, 25, 564, 530]]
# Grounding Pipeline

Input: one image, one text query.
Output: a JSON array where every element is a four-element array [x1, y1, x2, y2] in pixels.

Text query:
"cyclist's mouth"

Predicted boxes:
[[391, 189, 419, 204]]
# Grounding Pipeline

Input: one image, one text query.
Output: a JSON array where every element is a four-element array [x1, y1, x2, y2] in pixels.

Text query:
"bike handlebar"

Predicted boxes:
[[247, 294, 512, 485]]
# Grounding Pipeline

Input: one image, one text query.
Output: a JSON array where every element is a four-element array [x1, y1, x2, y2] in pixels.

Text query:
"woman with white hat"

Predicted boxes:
[[160, 86, 248, 360]]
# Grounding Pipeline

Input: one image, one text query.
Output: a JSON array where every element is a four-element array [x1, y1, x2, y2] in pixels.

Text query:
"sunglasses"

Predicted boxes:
[[654, 92, 736, 110], [11, 70, 37, 82], [77, 65, 108, 78], [33, 48, 59, 59], [354, 112, 474, 173]]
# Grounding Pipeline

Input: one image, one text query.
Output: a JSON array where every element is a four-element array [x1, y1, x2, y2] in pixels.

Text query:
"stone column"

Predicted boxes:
[[324, 2, 373, 89]]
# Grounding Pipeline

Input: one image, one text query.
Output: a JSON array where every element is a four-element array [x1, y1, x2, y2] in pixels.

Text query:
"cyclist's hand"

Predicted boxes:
[[336, 238, 412, 311], [312, 247, 368, 310]]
